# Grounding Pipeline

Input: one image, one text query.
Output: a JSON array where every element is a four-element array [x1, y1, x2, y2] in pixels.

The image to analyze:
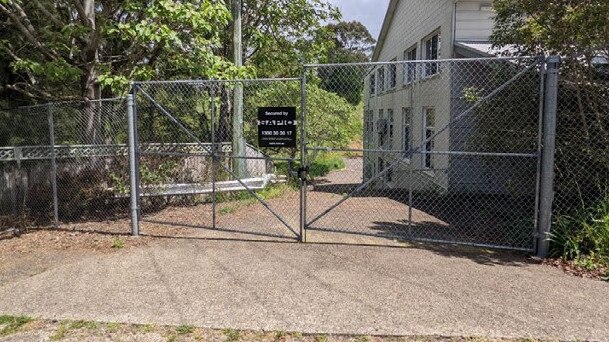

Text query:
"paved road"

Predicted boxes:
[[0, 239, 607, 341]]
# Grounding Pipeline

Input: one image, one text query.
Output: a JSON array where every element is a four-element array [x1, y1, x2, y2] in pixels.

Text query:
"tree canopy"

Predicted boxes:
[[491, 0, 608, 64], [0, 0, 341, 105]]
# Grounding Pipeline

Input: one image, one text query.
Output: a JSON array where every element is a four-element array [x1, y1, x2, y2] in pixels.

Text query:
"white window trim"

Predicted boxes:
[[422, 30, 441, 79], [389, 58, 397, 89], [422, 107, 435, 170], [403, 46, 417, 86], [402, 107, 411, 160]]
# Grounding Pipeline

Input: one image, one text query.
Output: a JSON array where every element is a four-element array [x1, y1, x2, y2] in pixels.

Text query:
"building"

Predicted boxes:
[[362, 0, 535, 194]]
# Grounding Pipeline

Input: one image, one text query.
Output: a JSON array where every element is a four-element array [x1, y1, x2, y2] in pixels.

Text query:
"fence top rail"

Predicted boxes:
[[8, 97, 126, 110], [303, 55, 541, 68], [132, 77, 302, 86]]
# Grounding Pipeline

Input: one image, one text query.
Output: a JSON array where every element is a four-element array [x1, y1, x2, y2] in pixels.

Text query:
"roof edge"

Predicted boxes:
[[371, 0, 399, 62]]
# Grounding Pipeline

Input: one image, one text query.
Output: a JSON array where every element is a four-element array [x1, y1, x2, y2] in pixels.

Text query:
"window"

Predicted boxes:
[[364, 163, 372, 180], [389, 59, 397, 88], [386, 162, 393, 183], [377, 109, 386, 147], [377, 67, 385, 93], [422, 108, 435, 169], [423, 32, 441, 77], [364, 110, 374, 149], [369, 74, 376, 95], [402, 107, 411, 154], [403, 47, 417, 85], [388, 109, 394, 149]]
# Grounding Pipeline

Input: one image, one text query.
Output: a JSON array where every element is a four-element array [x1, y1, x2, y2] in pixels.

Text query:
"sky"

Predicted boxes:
[[328, 0, 391, 40]]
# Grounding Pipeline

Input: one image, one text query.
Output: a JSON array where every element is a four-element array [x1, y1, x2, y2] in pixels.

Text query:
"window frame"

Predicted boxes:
[[377, 67, 386, 93], [389, 58, 397, 89], [422, 31, 441, 78], [387, 109, 394, 149], [403, 46, 417, 85], [377, 109, 385, 147], [402, 107, 411, 155], [422, 107, 435, 169]]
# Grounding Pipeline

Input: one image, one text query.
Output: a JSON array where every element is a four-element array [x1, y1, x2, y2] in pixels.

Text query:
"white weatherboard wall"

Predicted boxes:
[[365, 0, 455, 191], [455, 1, 495, 42]]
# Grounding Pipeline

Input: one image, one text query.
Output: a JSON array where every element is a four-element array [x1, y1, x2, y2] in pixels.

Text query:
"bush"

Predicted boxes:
[[551, 194, 609, 269]]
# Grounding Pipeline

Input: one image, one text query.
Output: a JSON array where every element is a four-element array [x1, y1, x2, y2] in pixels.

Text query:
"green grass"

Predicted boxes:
[[176, 324, 195, 335], [0, 315, 32, 336], [219, 206, 237, 215], [275, 152, 346, 180]]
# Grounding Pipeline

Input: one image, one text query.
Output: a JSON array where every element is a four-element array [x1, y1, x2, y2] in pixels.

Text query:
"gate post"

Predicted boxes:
[[537, 55, 561, 258], [47, 103, 59, 228], [127, 93, 140, 236], [299, 72, 308, 243]]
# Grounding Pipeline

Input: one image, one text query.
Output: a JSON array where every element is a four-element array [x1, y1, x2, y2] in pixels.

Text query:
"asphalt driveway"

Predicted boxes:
[[0, 238, 607, 341]]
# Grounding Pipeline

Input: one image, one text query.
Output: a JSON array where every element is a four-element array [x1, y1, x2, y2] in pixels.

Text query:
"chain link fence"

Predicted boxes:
[[303, 57, 543, 250], [0, 98, 130, 235], [549, 60, 609, 258], [2, 56, 601, 255], [132, 79, 302, 240]]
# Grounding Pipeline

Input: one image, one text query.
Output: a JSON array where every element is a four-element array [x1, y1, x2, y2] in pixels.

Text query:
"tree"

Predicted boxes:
[[232, 0, 340, 77], [0, 0, 237, 102], [491, 0, 609, 260], [318, 21, 376, 105], [326, 21, 375, 64]]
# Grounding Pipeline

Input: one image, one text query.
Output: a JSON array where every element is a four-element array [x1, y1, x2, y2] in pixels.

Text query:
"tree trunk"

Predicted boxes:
[[218, 84, 232, 143], [81, 0, 101, 144]]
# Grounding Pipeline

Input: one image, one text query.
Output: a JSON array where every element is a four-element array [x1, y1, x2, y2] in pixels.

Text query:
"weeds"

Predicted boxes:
[[223, 328, 241, 341], [49, 320, 97, 340], [314, 334, 329, 342], [111, 237, 125, 249], [0, 315, 32, 336]]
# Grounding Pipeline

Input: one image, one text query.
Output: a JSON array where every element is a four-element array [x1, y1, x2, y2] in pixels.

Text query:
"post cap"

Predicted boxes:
[[546, 55, 562, 66]]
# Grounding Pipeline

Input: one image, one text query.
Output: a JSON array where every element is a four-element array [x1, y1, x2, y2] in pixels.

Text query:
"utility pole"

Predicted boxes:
[[232, 0, 247, 178]]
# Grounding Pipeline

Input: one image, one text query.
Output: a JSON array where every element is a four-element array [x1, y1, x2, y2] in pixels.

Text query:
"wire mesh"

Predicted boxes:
[[133, 79, 302, 241], [304, 57, 542, 250], [0, 98, 130, 234], [550, 59, 609, 255], [0, 105, 52, 233]]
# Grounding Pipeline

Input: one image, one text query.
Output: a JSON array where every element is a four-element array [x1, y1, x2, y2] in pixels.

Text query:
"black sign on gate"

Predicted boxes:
[[257, 107, 297, 148]]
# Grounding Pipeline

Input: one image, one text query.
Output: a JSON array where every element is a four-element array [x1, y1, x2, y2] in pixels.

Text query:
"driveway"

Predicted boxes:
[[0, 237, 607, 341]]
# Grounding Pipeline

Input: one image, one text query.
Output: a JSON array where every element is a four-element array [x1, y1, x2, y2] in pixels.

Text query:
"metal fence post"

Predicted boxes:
[[299, 72, 308, 243], [537, 55, 561, 258], [127, 94, 140, 236], [47, 103, 59, 228], [211, 84, 217, 230]]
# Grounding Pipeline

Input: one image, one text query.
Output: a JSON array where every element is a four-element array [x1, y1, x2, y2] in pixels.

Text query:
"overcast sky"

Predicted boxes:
[[328, 0, 391, 40]]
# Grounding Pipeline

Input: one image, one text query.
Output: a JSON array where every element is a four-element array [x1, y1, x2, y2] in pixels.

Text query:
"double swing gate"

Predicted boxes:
[[127, 56, 558, 253]]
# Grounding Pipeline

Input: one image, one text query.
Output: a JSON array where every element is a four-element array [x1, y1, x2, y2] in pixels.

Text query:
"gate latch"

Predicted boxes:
[[298, 166, 309, 181]]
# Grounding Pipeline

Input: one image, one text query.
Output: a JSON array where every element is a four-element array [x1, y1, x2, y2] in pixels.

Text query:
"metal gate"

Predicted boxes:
[[125, 56, 556, 252], [301, 57, 546, 251], [131, 79, 302, 241]]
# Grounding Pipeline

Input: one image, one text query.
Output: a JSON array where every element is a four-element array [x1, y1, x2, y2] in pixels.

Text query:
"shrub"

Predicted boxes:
[[551, 194, 609, 269]]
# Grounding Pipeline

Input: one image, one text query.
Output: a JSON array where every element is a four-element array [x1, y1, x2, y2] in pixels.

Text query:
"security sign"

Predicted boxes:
[[257, 107, 297, 148]]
